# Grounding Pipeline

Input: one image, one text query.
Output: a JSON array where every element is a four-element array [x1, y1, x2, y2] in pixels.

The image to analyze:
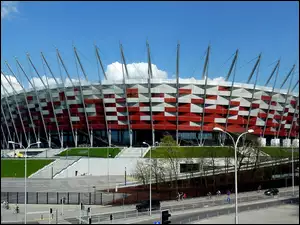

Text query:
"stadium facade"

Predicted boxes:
[[1, 45, 299, 149]]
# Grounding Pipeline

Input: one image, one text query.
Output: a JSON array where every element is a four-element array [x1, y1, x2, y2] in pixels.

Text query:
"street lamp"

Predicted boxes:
[[8, 140, 42, 224], [142, 141, 152, 216], [212, 128, 254, 224]]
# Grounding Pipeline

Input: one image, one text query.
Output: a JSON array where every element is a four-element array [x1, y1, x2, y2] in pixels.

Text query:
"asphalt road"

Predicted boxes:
[[65, 188, 298, 224], [135, 197, 299, 224]]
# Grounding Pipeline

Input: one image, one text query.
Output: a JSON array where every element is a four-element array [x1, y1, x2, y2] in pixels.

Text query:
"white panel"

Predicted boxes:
[[106, 116, 118, 120], [228, 115, 238, 120], [205, 99, 216, 105], [105, 107, 117, 112], [190, 121, 200, 127], [54, 109, 63, 114], [83, 90, 93, 95], [214, 118, 226, 123], [127, 98, 139, 103], [85, 108, 96, 113], [118, 121, 127, 125], [238, 111, 249, 116], [40, 102, 47, 107], [191, 85, 204, 94], [42, 110, 49, 115], [104, 98, 116, 103], [151, 98, 164, 103], [117, 112, 128, 116], [71, 117, 80, 122], [51, 92, 59, 98], [140, 107, 150, 111], [217, 90, 230, 96], [152, 106, 164, 112], [66, 91, 75, 96], [216, 96, 229, 105], [141, 116, 150, 120], [191, 104, 203, 113], [164, 112, 175, 117]]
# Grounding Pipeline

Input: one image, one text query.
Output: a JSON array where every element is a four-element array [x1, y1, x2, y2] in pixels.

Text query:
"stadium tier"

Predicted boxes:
[[1, 79, 299, 148], [1, 46, 299, 148]]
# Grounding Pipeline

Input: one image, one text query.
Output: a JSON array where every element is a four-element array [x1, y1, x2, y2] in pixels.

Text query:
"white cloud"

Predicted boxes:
[[1, 73, 23, 96], [30, 75, 59, 88], [105, 62, 168, 81], [1, 1, 18, 20]]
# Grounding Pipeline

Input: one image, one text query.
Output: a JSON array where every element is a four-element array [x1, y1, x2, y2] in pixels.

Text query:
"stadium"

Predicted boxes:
[[1, 45, 299, 149]]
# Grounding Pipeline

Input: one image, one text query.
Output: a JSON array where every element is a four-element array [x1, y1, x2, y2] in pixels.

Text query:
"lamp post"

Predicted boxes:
[[292, 141, 294, 195], [142, 141, 152, 216], [212, 128, 254, 224], [8, 140, 42, 224]]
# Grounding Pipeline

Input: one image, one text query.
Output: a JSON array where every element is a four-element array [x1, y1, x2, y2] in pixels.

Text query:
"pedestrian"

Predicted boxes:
[[176, 192, 180, 201], [257, 185, 261, 193], [226, 190, 231, 203], [183, 193, 187, 199]]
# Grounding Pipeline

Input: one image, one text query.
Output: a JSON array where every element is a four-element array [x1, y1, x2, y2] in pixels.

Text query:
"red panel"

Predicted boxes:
[[178, 107, 190, 113], [165, 116, 176, 121], [128, 107, 139, 112], [27, 96, 33, 101], [165, 107, 176, 112], [258, 113, 267, 118], [117, 107, 127, 112], [165, 98, 177, 103], [179, 89, 192, 94], [251, 103, 260, 108], [116, 98, 126, 103], [129, 115, 140, 120], [127, 88, 138, 94], [191, 99, 204, 104], [206, 95, 218, 100], [218, 86, 229, 91], [273, 115, 281, 120], [152, 93, 164, 97], [229, 101, 240, 106], [104, 94, 115, 98], [261, 96, 271, 101], [152, 115, 165, 121]]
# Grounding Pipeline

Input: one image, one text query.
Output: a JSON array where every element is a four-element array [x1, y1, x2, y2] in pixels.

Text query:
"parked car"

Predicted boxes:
[[136, 200, 161, 212], [264, 188, 279, 196]]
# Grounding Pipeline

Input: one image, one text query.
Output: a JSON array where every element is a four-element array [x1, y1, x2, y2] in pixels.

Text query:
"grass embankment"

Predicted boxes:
[[1, 159, 54, 177], [144, 146, 235, 158], [260, 147, 299, 158], [57, 147, 121, 158]]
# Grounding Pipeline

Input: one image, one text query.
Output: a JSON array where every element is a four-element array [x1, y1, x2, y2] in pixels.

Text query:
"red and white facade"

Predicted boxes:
[[1, 78, 299, 148]]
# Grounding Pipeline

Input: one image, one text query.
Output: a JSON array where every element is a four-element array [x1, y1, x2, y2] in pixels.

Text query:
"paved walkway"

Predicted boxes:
[[191, 204, 299, 224]]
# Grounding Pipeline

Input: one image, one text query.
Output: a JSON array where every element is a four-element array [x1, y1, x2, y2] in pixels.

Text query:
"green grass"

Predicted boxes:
[[144, 146, 235, 158], [57, 147, 121, 158], [260, 147, 299, 158], [1, 159, 54, 178]]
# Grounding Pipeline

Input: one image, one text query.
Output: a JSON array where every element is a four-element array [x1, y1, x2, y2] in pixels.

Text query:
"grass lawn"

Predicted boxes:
[[260, 147, 299, 158], [144, 146, 235, 158], [57, 147, 121, 158], [1, 159, 54, 178]]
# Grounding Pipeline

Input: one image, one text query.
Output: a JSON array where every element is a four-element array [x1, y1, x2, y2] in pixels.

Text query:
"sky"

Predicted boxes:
[[1, 1, 299, 92]]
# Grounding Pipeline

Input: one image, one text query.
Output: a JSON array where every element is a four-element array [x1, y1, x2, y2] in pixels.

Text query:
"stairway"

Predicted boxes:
[[29, 157, 79, 179], [116, 147, 148, 158]]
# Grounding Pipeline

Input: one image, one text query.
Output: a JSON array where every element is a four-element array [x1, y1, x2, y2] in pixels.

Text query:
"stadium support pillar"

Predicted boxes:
[[129, 130, 133, 147], [271, 138, 280, 147], [75, 130, 78, 148], [91, 130, 93, 147], [108, 130, 112, 147], [283, 138, 291, 147], [292, 139, 299, 148], [38, 131, 41, 148], [28, 132, 31, 146], [60, 131, 63, 149], [257, 137, 266, 147], [48, 133, 51, 148], [152, 129, 155, 147]]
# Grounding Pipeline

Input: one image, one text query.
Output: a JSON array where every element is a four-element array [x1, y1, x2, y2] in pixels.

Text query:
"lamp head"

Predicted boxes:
[[36, 141, 42, 144], [8, 141, 15, 144], [213, 127, 224, 132], [247, 129, 254, 133]]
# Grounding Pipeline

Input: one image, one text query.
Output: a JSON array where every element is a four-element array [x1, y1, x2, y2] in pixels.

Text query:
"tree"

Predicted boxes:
[[133, 160, 150, 185], [160, 135, 180, 192]]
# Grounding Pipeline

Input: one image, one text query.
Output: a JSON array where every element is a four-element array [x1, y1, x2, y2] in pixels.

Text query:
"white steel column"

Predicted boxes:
[[91, 129, 93, 147], [75, 130, 78, 148]]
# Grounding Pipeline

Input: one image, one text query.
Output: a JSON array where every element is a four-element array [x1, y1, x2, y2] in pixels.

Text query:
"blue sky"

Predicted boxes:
[[1, 1, 299, 90]]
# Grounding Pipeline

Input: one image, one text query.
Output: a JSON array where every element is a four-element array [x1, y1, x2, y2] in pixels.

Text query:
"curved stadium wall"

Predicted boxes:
[[1, 78, 299, 148]]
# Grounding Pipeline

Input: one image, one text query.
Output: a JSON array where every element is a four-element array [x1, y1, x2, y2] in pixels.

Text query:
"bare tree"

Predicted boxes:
[[133, 160, 150, 185]]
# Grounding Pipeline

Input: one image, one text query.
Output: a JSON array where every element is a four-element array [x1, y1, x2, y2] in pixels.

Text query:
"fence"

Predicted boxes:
[[73, 189, 298, 224], [0, 191, 124, 205]]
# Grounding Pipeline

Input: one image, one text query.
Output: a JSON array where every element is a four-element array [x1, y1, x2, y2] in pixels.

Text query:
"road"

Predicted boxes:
[[133, 196, 299, 224], [1, 186, 298, 224], [191, 204, 299, 224]]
